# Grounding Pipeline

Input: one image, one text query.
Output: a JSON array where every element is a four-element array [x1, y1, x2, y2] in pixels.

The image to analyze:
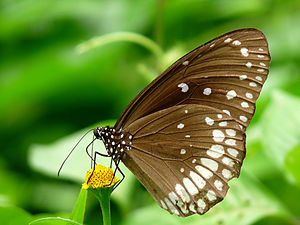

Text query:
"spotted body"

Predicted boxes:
[[94, 29, 270, 217], [93, 126, 132, 161]]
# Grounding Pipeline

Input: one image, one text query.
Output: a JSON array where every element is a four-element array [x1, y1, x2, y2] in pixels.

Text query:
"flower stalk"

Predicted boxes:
[[82, 164, 119, 225]]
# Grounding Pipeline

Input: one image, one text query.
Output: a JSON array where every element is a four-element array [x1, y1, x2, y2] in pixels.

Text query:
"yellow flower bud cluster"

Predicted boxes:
[[82, 164, 119, 189]]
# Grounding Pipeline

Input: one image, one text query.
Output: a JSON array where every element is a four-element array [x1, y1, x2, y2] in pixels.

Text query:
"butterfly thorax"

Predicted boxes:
[[93, 126, 133, 160]]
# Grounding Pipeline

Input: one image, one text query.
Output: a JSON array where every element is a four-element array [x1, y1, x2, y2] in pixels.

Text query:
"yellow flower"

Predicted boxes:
[[82, 164, 120, 189]]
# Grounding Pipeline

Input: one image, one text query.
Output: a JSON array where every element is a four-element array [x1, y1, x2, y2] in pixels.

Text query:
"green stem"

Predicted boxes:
[[90, 187, 113, 225], [76, 32, 163, 60]]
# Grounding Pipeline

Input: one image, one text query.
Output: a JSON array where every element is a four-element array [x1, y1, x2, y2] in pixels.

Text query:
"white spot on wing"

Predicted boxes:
[[175, 184, 190, 203], [207, 145, 225, 158], [249, 82, 257, 87], [241, 102, 249, 108], [257, 54, 264, 58], [206, 190, 217, 201], [177, 201, 188, 214], [228, 148, 239, 157], [177, 123, 184, 129], [222, 157, 235, 167], [239, 74, 247, 80], [183, 178, 199, 195], [201, 158, 218, 171], [190, 171, 206, 189], [195, 165, 213, 179], [246, 92, 253, 99], [260, 62, 266, 66], [189, 202, 196, 213], [178, 83, 189, 92], [197, 199, 206, 213], [205, 117, 214, 126], [160, 200, 168, 209], [214, 180, 223, 190], [240, 48, 249, 57], [182, 60, 189, 66], [257, 68, 265, 73], [212, 130, 225, 142], [203, 88, 212, 95], [232, 40, 241, 45], [224, 38, 232, 43], [240, 115, 248, 122], [246, 62, 252, 68], [180, 149, 186, 154], [164, 197, 178, 214], [168, 192, 179, 205], [222, 169, 232, 179], [226, 90, 237, 100], [222, 110, 231, 116], [226, 129, 236, 137], [225, 139, 236, 146], [219, 121, 227, 127]]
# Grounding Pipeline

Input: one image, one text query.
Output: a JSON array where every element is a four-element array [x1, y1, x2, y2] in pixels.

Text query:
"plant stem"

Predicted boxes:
[[91, 188, 113, 225], [76, 32, 164, 61]]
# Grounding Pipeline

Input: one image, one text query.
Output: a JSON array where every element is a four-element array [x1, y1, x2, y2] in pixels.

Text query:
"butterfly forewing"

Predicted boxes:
[[115, 28, 270, 131], [107, 28, 270, 216], [122, 104, 245, 216]]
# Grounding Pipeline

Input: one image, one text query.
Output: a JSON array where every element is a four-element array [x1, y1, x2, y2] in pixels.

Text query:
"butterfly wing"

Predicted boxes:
[[122, 104, 245, 216], [114, 28, 270, 216], [115, 28, 270, 132]]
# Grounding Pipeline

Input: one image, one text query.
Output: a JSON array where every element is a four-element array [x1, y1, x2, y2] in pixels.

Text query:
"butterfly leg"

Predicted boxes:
[[111, 158, 125, 191], [102, 158, 125, 191], [87, 150, 111, 184], [90, 135, 95, 168], [85, 138, 96, 165], [112, 162, 125, 191], [103, 158, 120, 188]]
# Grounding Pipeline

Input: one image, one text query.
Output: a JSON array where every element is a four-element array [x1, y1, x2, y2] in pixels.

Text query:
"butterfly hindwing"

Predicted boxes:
[[122, 104, 245, 216]]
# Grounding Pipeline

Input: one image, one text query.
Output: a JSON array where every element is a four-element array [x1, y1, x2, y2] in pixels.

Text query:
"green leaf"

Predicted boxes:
[[29, 217, 82, 225], [261, 91, 300, 166], [0, 207, 32, 225], [285, 144, 300, 187], [69, 189, 88, 224]]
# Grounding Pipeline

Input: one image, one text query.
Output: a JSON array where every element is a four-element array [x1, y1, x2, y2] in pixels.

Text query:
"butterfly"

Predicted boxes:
[[92, 28, 270, 217]]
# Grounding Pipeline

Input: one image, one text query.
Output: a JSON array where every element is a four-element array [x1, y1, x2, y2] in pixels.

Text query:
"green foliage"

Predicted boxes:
[[0, 207, 32, 225], [285, 144, 300, 187], [1, 0, 300, 224], [69, 189, 88, 224], [261, 91, 300, 166]]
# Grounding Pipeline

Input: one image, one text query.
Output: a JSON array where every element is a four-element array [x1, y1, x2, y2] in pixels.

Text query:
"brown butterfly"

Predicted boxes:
[[92, 28, 270, 217]]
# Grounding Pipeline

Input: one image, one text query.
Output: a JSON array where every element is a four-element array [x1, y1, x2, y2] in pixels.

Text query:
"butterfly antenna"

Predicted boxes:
[[57, 128, 94, 176]]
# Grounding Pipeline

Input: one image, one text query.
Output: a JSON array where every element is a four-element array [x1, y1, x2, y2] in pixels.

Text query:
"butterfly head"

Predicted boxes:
[[93, 126, 104, 139], [93, 126, 133, 160]]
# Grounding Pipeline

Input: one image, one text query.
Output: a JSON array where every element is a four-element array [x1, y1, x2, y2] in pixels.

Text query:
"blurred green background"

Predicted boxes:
[[1, 0, 300, 224]]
